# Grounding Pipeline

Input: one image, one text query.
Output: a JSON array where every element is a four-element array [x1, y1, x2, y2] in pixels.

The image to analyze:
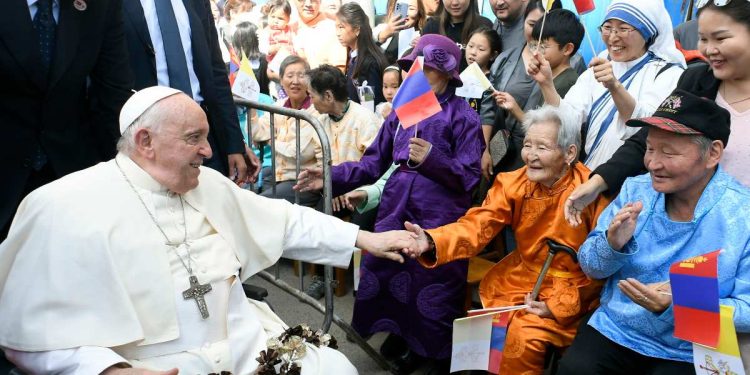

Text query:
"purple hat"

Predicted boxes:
[[398, 34, 463, 87]]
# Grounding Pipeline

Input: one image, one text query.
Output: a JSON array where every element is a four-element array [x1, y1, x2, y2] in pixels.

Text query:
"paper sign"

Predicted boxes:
[[451, 313, 495, 372], [398, 28, 417, 60], [456, 62, 492, 99], [693, 305, 746, 375], [232, 52, 260, 101]]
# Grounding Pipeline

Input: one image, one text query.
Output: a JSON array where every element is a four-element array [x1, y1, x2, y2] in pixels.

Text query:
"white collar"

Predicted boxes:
[[116, 153, 171, 193]]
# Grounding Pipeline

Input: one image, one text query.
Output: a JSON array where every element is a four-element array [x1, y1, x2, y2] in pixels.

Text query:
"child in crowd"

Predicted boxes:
[[231, 22, 271, 96], [375, 65, 403, 120], [464, 27, 502, 114], [265, 0, 294, 63], [495, 9, 584, 123]]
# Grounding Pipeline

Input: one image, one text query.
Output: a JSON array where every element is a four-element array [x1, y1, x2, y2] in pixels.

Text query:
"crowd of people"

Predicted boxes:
[[1, 0, 750, 374]]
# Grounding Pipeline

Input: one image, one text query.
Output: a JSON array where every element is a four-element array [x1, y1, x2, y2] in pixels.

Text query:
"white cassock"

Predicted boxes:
[[0, 154, 358, 374]]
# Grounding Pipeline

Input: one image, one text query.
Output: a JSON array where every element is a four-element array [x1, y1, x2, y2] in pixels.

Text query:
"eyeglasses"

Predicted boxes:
[[598, 25, 637, 38], [529, 42, 549, 53], [697, 0, 750, 7]]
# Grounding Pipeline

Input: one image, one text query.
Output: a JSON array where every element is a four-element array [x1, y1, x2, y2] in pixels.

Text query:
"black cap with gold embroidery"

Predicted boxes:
[[626, 89, 731, 147]]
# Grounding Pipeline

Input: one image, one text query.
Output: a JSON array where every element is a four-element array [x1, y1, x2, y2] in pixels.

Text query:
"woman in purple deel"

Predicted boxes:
[[296, 34, 484, 372]]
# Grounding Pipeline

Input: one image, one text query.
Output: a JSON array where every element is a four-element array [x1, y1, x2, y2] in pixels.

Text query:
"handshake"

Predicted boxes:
[[354, 222, 434, 263]]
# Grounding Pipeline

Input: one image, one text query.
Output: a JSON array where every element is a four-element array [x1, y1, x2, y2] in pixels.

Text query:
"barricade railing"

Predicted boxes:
[[235, 99, 395, 373]]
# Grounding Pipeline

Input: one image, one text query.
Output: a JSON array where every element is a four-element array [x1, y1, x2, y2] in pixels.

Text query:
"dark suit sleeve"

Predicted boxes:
[[200, 0, 245, 155], [88, 0, 134, 159], [591, 128, 648, 194]]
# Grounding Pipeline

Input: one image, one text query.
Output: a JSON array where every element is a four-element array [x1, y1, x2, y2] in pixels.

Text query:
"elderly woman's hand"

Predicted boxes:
[[524, 293, 553, 318], [408, 138, 432, 165], [618, 278, 672, 313], [402, 221, 431, 259], [332, 190, 368, 212], [589, 57, 620, 90], [606, 201, 643, 251]]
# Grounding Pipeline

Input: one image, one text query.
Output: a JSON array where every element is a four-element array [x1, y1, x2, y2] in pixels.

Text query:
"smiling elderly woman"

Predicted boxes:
[[404, 105, 609, 374]]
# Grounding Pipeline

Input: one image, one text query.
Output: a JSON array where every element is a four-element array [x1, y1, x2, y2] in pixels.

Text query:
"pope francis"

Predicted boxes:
[[0, 87, 413, 374]]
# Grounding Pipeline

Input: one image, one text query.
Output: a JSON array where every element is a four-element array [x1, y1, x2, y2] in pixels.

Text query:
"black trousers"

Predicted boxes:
[[557, 315, 696, 375]]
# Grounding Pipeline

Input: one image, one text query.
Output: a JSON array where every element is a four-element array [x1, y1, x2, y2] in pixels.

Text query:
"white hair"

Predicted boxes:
[[522, 105, 581, 162], [116, 101, 169, 155]]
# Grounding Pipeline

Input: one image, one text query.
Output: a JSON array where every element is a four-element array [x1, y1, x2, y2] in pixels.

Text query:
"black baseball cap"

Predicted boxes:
[[626, 89, 731, 147]]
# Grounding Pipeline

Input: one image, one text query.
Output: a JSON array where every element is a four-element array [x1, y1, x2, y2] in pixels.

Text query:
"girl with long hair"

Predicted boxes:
[[336, 2, 389, 106]]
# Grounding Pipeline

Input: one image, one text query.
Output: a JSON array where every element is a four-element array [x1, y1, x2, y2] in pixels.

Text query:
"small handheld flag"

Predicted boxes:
[[232, 52, 261, 101], [670, 249, 721, 347], [451, 306, 526, 373], [692, 305, 746, 375], [456, 62, 492, 99], [573, 0, 595, 14], [228, 47, 240, 86], [392, 57, 442, 128]]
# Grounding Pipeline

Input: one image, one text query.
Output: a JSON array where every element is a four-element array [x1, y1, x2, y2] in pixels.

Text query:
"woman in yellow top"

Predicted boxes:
[[251, 56, 322, 207], [404, 106, 609, 374]]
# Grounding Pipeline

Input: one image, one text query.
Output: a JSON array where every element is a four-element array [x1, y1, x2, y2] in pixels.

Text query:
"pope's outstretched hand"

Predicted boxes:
[[356, 230, 419, 263]]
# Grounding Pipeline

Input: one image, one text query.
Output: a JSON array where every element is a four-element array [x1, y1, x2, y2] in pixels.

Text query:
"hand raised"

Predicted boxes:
[[606, 201, 643, 251], [293, 168, 324, 192], [589, 57, 618, 90], [526, 52, 553, 85]]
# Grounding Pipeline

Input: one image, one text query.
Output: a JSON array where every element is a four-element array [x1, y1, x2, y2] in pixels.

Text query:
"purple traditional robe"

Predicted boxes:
[[332, 89, 484, 359]]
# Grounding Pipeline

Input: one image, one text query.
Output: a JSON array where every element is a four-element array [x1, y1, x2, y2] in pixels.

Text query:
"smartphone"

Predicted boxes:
[[395, 1, 409, 20]]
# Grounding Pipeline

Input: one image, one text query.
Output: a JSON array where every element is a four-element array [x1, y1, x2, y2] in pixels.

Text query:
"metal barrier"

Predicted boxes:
[[235, 99, 396, 373]]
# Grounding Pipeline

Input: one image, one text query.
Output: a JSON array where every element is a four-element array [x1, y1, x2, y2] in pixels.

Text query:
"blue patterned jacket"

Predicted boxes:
[[579, 166, 750, 362]]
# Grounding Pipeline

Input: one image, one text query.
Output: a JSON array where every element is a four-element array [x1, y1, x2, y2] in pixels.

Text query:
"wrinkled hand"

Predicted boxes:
[[228, 153, 248, 185], [481, 150, 493, 181], [101, 366, 178, 375], [589, 57, 618, 90], [564, 175, 608, 227], [243, 145, 261, 184], [524, 293, 553, 318], [333, 190, 368, 212], [402, 221, 431, 259], [618, 278, 672, 313], [408, 138, 432, 164], [606, 201, 643, 251], [356, 230, 418, 263], [293, 167, 323, 192], [492, 91, 518, 112], [526, 52, 553, 85]]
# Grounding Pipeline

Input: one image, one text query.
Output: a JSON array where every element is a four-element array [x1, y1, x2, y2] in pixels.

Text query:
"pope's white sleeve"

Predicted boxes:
[[4, 346, 127, 375], [280, 205, 359, 268]]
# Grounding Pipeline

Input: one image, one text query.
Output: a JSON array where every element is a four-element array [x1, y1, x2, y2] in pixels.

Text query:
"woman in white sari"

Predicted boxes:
[[528, 0, 686, 169]]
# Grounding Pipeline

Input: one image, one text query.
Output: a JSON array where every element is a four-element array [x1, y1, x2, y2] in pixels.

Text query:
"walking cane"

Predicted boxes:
[[530, 240, 578, 301]]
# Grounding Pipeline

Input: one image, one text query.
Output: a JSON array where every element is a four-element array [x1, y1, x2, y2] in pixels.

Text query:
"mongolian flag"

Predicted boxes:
[[573, 0, 595, 15], [228, 46, 240, 86], [392, 57, 442, 128], [670, 249, 721, 347], [487, 312, 511, 374]]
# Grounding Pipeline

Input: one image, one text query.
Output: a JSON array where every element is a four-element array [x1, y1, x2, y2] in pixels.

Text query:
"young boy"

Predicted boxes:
[[265, 0, 294, 62], [496, 9, 585, 122]]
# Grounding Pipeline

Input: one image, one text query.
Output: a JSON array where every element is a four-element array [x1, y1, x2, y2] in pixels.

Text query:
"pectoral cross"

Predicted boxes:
[[183, 275, 212, 319]]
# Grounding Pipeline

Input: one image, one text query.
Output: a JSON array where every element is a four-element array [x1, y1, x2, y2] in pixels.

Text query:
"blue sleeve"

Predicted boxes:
[[579, 180, 641, 279], [721, 239, 750, 332]]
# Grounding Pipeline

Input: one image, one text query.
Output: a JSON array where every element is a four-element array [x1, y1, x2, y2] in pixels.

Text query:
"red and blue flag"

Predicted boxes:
[[392, 57, 442, 128], [228, 46, 240, 86], [669, 249, 721, 347], [488, 312, 510, 374], [573, 0, 595, 15]]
